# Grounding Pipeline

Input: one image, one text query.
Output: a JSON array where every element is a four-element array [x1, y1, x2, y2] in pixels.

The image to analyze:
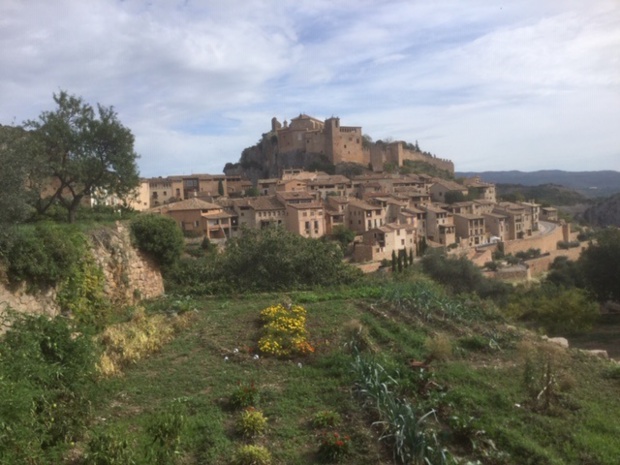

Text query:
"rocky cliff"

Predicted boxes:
[[0, 222, 164, 320]]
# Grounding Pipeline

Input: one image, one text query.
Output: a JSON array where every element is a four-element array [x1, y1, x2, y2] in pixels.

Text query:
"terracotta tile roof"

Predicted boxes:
[[164, 198, 221, 211], [249, 196, 286, 211]]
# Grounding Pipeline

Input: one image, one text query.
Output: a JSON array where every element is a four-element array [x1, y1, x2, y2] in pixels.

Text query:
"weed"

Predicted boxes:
[[145, 402, 185, 465], [232, 444, 272, 465], [84, 429, 136, 465], [237, 407, 268, 437], [312, 410, 342, 429], [425, 333, 453, 361], [230, 381, 260, 409], [318, 431, 351, 462]]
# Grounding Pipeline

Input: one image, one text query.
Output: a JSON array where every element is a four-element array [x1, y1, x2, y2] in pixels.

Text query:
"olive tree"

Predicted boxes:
[[25, 91, 140, 223]]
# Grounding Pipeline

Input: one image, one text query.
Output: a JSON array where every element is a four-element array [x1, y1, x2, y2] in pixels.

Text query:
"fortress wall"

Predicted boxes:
[[305, 131, 326, 154], [503, 224, 565, 255], [525, 247, 584, 276], [401, 148, 455, 173], [277, 129, 306, 153]]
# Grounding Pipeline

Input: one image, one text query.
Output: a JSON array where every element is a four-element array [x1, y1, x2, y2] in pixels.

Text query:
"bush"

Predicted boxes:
[[1, 223, 85, 286], [237, 407, 267, 437], [130, 214, 184, 269], [0, 311, 96, 456], [229, 381, 260, 409], [318, 432, 351, 462], [223, 227, 361, 292], [557, 240, 580, 250], [506, 286, 599, 335], [232, 445, 272, 465], [312, 410, 342, 429], [84, 430, 136, 465], [145, 403, 186, 465], [421, 251, 510, 301], [579, 228, 620, 302]]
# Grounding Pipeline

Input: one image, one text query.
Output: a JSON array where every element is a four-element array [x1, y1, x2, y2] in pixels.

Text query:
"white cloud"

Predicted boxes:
[[0, 0, 618, 176]]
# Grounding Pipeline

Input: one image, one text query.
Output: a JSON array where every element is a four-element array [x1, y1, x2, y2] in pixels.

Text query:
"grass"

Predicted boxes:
[[72, 284, 620, 465]]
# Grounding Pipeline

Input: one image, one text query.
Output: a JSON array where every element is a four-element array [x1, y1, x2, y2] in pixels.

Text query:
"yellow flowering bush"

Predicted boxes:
[[258, 304, 314, 357]]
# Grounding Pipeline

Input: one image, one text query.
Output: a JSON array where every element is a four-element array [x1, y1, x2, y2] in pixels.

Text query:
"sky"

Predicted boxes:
[[1, 0, 619, 178]]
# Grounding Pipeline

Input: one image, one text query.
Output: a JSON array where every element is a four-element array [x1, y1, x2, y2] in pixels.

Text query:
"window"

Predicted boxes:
[[305, 221, 310, 230]]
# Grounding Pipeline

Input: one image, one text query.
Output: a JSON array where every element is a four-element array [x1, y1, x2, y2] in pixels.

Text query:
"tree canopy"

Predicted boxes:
[[0, 125, 36, 226], [579, 227, 620, 302], [24, 91, 140, 222]]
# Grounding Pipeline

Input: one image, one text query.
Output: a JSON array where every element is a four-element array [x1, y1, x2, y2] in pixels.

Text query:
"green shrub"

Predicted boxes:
[[312, 410, 342, 429], [222, 226, 362, 292], [458, 335, 490, 352], [2, 223, 85, 286], [130, 214, 184, 269], [57, 251, 111, 326], [229, 381, 260, 409], [0, 311, 96, 454], [421, 251, 510, 302], [318, 431, 351, 462], [84, 429, 136, 465], [237, 407, 267, 437], [506, 287, 598, 335], [145, 403, 186, 465], [232, 445, 272, 465]]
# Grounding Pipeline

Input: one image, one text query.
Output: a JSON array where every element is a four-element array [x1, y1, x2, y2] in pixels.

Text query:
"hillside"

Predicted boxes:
[[4, 280, 619, 464], [457, 170, 620, 198], [495, 183, 590, 206], [74, 287, 620, 464], [582, 193, 620, 227]]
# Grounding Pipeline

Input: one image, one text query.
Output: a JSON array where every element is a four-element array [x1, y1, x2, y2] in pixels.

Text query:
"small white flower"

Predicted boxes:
[[297, 362, 303, 369], [253, 354, 260, 360], [224, 356, 229, 362], [233, 348, 239, 354]]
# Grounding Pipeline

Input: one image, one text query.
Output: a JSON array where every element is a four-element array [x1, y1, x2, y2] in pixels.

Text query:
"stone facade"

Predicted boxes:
[[270, 114, 454, 174]]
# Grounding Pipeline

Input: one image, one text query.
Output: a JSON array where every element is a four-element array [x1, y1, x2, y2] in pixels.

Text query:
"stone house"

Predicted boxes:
[[353, 223, 417, 262], [347, 198, 385, 233], [453, 213, 487, 247], [157, 198, 232, 239]]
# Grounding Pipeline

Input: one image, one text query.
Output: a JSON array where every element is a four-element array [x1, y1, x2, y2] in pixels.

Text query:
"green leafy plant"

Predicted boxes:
[[130, 214, 184, 269], [232, 445, 272, 465], [84, 429, 136, 465], [229, 381, 260, 409], [312, 410, 342, 429], [318, 431, 351, 462], [0, 310, 96, 454], [237, 407, 267, 437], [145, 403, 186, 465]]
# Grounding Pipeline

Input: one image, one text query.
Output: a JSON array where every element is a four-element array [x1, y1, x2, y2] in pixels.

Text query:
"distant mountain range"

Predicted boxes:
[[456, 170, 620, 198]]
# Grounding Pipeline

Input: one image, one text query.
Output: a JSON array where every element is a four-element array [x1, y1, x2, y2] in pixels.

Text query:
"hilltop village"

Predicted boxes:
[[126, 114, 574, 274]]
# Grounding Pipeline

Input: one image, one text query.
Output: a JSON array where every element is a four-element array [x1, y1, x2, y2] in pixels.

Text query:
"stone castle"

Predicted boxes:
[[269, 114, 454, 174]]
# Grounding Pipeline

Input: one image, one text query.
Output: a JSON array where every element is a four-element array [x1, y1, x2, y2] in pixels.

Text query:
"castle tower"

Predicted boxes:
[[271, 117, 281, 132], [324, 117, 340, 164]]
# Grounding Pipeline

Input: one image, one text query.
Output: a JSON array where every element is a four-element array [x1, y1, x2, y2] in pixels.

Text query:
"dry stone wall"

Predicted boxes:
[[89, 222, 164, 305], [0, 222, 164, 320]]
